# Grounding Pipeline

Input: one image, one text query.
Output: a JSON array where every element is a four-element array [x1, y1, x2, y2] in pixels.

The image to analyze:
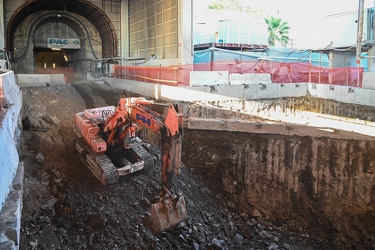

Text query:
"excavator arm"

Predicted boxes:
[[103, 97, 188, 233]]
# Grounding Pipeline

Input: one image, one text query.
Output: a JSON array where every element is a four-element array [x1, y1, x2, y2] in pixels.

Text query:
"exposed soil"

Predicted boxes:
[[19, 80, 337, 249]]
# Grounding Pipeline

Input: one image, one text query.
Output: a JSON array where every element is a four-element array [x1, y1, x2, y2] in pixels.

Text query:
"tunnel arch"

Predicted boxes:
[[16, 11, 101, 61], [6, 0, 118, 59]]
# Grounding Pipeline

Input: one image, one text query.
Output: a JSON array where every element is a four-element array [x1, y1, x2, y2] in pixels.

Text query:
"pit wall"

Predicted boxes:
[[0, 71, 22, 209], [182, 130, 375, 247]]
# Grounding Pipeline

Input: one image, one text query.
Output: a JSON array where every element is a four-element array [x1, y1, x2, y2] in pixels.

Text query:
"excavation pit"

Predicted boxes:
[[19, 81, 375, 249]]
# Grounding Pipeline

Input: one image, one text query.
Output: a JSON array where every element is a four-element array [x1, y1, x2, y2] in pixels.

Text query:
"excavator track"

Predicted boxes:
[[74, 137, 119, 185], [86, 153, 119, 185], [133, 145, 154, 168], [129, 137, 155, 169]]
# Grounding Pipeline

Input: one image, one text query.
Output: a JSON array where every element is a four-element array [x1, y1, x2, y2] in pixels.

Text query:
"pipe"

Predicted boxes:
[[357, 0, 364, 63], [359, 0, 375, 59]]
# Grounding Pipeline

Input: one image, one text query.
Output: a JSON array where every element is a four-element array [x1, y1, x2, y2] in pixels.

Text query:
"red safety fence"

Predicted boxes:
[[113, 65, 192, 86], [113, 60, 364, 87]]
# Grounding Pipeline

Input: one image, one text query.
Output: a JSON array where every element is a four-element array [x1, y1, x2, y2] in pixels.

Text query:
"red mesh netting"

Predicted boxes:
[[113, 61, 363, 87]]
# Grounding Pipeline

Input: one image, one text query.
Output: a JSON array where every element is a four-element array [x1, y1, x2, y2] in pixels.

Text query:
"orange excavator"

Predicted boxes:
[[74, 97, 188, 234]]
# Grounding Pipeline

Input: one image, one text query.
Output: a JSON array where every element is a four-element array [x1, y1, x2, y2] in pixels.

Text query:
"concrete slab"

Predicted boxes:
[[362, 72, 375, 89], [308, 83, 374, 107], [187, 116, 375, 140], [190, 71, 229, 86], [230, 73, 272, 85], [16, 74, 65, 87]]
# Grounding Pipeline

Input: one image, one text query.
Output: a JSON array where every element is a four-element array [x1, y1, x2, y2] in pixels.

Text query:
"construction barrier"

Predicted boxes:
[[113, 60, 364, 87], [34, 67, 75, 82], [113, 65, 191, 86]]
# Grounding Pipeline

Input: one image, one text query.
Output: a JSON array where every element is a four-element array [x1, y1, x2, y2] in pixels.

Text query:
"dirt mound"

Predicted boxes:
[[19, 81, 334, 249]]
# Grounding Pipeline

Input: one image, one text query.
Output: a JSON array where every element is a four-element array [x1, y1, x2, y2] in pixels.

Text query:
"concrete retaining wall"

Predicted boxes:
[[16, 74, 65, 87], [104, 77, 239, 102], [308, 83, 374, 107], [187, 82, 308, 100], [190, 71, 229, 86], [0, 71, 23, 249], [362, 72, 375, 90], [104, 77, 309, 102], [0, 71, 22, 210], [230, 73, 272, 85], [190, 72, 272, 87]]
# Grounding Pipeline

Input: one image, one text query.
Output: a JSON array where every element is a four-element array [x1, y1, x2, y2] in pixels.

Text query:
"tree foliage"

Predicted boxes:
[[208, 0, 255, 14], [264, 16, 290, 47]]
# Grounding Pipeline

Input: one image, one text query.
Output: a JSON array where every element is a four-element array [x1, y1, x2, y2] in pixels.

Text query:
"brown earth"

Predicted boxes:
[[19, 80, 338, 249]]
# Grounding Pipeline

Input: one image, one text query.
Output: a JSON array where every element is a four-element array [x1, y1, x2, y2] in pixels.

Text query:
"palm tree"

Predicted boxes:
[[264, 16, 290, 47]]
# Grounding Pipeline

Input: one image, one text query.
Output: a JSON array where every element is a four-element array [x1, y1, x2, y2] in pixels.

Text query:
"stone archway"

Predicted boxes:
[[6, 0, 118, 60]]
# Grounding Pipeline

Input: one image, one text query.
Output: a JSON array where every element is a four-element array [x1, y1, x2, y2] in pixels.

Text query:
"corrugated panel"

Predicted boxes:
[[129, 0, 177, 59]]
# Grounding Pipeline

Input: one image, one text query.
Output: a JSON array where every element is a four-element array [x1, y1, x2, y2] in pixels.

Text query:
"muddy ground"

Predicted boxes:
[[19, 80, 338, 249]]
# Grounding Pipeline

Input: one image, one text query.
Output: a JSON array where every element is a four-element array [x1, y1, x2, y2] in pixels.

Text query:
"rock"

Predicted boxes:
[[212, 237, 222, 248], [212, 223, 221, 233], [259, 230, 269, 239], [141, 197, 150, 206], [250, 209, 261, 217], [36, 152, 45, 163], [267, 242, 279, 250], [41, 198, 58, 210], [227, 201, 235, 209], [51, 169, 62, 179], [257, 223, 267, 231], [234, 233, 244, 243], [54, 178, 63, 184], [191, 241, 200, 250], [240, 213, 249, 220], [192, 227, 206, 244], [29, 239, 38, 249], [222, 224, 231, 237], [133, 232, 140, 239], [228, 221, 234, 228], [22, 116, 36, 131], [87, 214, 107, 228], [43, 207, 55, 217], [242, 227, 253, 240], [283, 243, 291, 250], [41, 172, 51, 186]]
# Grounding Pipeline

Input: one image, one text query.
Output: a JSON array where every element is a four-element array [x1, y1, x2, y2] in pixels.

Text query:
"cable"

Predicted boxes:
[[14, 11, 100, 61]]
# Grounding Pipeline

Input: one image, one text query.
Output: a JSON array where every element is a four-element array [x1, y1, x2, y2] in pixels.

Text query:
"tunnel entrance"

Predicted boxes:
[[33, 48, 75, 80], [6, 0, 118, 77]]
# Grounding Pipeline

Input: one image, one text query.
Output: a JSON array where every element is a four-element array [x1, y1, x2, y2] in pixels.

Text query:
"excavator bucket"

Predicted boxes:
[[149, 195, 188, 234]]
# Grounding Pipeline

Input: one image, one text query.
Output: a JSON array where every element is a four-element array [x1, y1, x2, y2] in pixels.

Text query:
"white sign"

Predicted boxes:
[[48, 38, 80, 49]]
